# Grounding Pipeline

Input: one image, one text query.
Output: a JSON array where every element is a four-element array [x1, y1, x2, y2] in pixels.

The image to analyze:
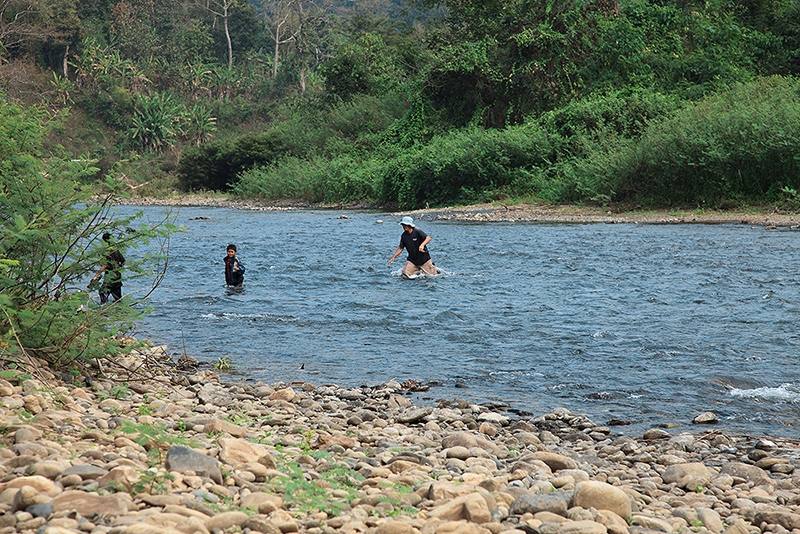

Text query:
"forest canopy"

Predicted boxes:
[[1, 0, 799, 208]]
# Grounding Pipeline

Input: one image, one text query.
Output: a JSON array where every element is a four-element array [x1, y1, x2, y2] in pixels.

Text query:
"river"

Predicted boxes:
[[120, 206, 800, 436]]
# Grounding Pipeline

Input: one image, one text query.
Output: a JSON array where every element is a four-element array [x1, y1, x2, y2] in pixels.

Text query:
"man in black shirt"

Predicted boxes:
[[387, 216, 438, 277]]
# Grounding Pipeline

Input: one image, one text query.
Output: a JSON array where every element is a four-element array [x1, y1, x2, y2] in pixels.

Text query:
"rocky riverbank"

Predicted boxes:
[[1, 345, 799, 534], [117, 195, 800, 227]]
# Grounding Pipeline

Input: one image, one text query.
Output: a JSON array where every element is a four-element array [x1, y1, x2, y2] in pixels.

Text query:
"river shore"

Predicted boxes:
[[1, 345, 799, 534], [117, 194, 800, 227]]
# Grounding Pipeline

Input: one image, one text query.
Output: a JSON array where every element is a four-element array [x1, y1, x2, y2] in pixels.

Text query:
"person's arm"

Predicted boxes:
[[90, 263, 107, 284], [387, 246, 404, 265], [419, 235, 432, 252]]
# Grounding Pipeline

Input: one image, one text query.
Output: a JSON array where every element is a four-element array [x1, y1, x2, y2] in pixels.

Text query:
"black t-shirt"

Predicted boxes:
[[399, 228, 431, 266]]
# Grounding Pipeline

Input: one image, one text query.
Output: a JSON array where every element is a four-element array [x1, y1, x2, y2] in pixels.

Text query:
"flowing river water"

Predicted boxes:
[[121, 206, 800, 436]]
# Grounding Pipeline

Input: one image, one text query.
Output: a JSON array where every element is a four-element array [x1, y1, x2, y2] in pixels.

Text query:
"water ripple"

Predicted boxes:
[[121, 207, 800, 436]]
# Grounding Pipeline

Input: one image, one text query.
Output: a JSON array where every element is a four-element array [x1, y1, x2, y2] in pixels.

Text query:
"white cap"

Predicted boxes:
[[399, 216, 415, 228]]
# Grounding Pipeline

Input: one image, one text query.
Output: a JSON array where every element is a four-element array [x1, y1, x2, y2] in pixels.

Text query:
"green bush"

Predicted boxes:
[[234, 155, 381, 204], [568, 77, 800, 205], [537, 87, 682, 142], [178, 131, 290, 190], [385, 124, 557, 208], [0, 97, 173, 368], [129, 92, 183, 151]]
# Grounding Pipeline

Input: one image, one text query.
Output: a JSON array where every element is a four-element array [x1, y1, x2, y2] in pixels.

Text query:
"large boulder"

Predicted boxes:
[[429, 493, 492, 524], [720, 462, 771, 486], [205, 511, 249, 531], [596, 510, 630, 534], [165, 446, 223, 484], [441, 432, 498, 454], [203, 418, 248, 438], [558, 520, 609, 534], [662, 463, 713, 490], [218, 438, 273, 468], [530, 451, 578, 471], [572, 481, 632, 520], [511, 493, 570, 516], [753, 510, 800, 530], [62, 464, 108, 480], [52, 491, 132, 516], [0, 476, 60, 497]]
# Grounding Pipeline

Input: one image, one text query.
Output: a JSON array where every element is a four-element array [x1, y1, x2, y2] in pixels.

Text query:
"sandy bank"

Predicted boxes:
[[119, 195, 800, 228]]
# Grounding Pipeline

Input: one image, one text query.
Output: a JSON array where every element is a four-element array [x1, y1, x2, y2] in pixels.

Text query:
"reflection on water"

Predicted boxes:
[[121, 206, 800, 435]]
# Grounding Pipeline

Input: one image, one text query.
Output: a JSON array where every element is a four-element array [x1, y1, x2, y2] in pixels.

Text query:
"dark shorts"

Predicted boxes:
[[407, 255, 432, 267]]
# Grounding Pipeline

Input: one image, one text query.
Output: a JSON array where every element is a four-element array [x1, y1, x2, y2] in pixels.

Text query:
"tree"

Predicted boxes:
[[0, 0, 36, 57], [199, 0, 237, 68], [261, 0, 333, 90]]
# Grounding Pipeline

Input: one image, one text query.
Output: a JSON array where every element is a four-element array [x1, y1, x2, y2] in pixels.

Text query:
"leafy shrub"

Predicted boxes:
[[183, 103, 217, 146], [537, 87, 681, 142], [235, 155, 381, 204], [178, 130, 293, 190], [384, 124, 558, 208], [567, 77, 800, 205], [0, 97, 173, 369], [129, 92, 183, 151]]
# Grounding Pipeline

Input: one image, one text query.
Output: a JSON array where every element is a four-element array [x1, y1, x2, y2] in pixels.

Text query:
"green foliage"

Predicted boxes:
[[98, 384, 131, 400], [0, 369, 31, 382], [129, 92, 182, 151], [321, 33, 412, 99], [270, 459, 364, 517], [0, 97, 174, 369], [132, 468, 174, 495], [387, 124, 557, 208], [213, 356, 233, 371], [7, 0, 800, 211], [118, 420, 194, 452], [572, 77, 800, 206]]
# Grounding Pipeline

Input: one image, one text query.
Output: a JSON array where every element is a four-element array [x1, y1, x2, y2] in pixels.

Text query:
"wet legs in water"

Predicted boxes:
[[99, 286, 122, 304], [403, 260, 439, 277]]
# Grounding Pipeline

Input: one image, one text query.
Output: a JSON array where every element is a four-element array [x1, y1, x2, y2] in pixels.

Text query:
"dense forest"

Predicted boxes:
[[1, 0, 800, 208]]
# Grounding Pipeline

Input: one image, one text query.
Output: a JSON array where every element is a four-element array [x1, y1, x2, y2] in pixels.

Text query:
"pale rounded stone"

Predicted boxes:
[[241, 492, 283, 514], [530, 452, 578, 471], [558, 520, 609, 534], [269, 388, 296, 402], [692, 412, 719, 425], [630, 514, 674, 533], [0, 476, 60, 497], [662, 463, 713, 490], [376, 520, 419, 534], [429, 493, 492, 523], [572, 482, 632, 520], [595, 510, 630, 534], [205, 511, 248, 530]]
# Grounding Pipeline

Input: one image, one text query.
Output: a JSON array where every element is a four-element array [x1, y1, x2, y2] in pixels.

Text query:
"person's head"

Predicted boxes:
[[226, 244, 237, 257], [400, 216, 415, 234]]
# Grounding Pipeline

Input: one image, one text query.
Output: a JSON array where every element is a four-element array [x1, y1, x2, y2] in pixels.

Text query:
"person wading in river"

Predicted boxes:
[[387, 216, 438, 277], [224, 244, 246, 288], [90, 232, 125, 304]]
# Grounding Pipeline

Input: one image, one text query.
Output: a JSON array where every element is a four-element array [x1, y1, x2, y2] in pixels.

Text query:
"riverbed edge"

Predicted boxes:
[[1, 343, 798, 533], [116, 194, 800, 227]]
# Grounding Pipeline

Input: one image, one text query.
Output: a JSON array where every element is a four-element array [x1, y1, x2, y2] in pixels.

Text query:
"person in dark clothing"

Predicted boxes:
[[224, 244, 245, 287], [387, 216, 438, 277], [91, 232, 125, 303]]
